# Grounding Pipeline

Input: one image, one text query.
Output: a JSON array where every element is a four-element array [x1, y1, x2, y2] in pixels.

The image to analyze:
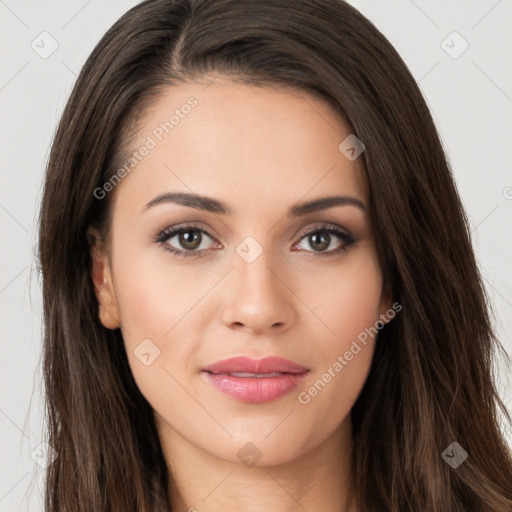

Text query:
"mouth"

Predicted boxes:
[[202, 356, 310, 403], [208, 371, 295, 378]]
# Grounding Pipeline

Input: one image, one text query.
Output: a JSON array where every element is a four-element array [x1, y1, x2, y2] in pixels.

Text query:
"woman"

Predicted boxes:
[[38, 0, 512, 510]]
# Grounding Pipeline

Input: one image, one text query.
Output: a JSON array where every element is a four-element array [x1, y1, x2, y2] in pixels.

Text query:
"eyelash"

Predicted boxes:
[[154, 223, 356, 258]]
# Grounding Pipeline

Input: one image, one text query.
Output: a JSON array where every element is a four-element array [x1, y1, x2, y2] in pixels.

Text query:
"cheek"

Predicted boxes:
[[112, 246, 213, 343], [295, 249, 383, 416], [109, 252, 205, 395], [113, 268, 169, 342], [300, 247, 384, 351]]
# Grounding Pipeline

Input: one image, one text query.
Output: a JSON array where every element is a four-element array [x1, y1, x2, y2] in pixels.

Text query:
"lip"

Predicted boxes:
[[202, 356, 310, 403], [203, 356, 308, 375]]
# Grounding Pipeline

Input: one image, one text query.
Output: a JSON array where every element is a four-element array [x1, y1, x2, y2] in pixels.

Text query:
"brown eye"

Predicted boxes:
[[177, 230, 202, 250], [292, 226, 356, 256], [156, 225, 218, 257], [308, 232, 330, 252]]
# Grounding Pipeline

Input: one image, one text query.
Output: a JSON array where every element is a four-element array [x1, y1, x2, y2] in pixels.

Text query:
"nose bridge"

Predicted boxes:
[[220, 233, 295, 332], [233, 234, 282, 299]]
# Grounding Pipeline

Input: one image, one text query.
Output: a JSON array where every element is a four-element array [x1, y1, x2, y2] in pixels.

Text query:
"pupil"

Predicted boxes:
[[179, 230, 201, 250], [311, 232, 329, 251]]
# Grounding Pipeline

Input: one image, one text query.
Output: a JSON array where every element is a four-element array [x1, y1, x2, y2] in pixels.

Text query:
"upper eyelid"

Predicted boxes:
[[157, 225, 214, 241]]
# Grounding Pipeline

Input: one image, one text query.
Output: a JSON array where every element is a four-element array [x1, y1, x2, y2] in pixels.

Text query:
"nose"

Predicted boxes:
[[220, 248, 297, 335]]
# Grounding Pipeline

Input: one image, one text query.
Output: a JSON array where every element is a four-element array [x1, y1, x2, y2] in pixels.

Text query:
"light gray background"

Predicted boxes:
[[1, 1, 511, 510]]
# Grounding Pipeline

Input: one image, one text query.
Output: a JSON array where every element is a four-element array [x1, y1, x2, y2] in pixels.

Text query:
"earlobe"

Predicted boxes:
[[88, 227, 121, 330]]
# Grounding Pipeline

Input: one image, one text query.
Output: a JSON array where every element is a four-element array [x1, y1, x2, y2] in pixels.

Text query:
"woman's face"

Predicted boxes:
[[91, 78, 391, 467]]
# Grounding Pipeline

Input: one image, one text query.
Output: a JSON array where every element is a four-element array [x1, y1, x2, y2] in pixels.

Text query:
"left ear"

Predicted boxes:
[[88, 227, 121, 330]]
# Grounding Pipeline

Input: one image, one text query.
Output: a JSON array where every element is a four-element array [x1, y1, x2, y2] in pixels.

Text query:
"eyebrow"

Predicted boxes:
[[143, 192, 366, 216]]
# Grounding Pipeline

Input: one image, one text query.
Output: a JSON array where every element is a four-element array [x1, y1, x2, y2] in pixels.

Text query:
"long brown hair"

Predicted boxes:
[[38, 0, 512, 510]]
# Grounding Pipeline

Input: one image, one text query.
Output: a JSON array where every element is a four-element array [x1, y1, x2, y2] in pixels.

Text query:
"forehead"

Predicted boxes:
[[113, 78, 369, 218]]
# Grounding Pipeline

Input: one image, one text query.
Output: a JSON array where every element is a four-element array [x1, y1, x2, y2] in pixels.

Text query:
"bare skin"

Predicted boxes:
[[90, 77, 392, 512]]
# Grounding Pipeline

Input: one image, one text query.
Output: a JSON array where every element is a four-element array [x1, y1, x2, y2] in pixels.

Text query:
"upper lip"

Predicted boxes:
[[203, 356, 309, 375]]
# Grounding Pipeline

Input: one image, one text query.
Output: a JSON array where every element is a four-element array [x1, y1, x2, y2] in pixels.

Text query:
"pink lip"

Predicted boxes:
[[202, 356, 310, 403]]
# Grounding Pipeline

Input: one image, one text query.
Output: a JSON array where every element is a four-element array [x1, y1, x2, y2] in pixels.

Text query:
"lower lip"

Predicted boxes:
[[203, 371, 309, 403]]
